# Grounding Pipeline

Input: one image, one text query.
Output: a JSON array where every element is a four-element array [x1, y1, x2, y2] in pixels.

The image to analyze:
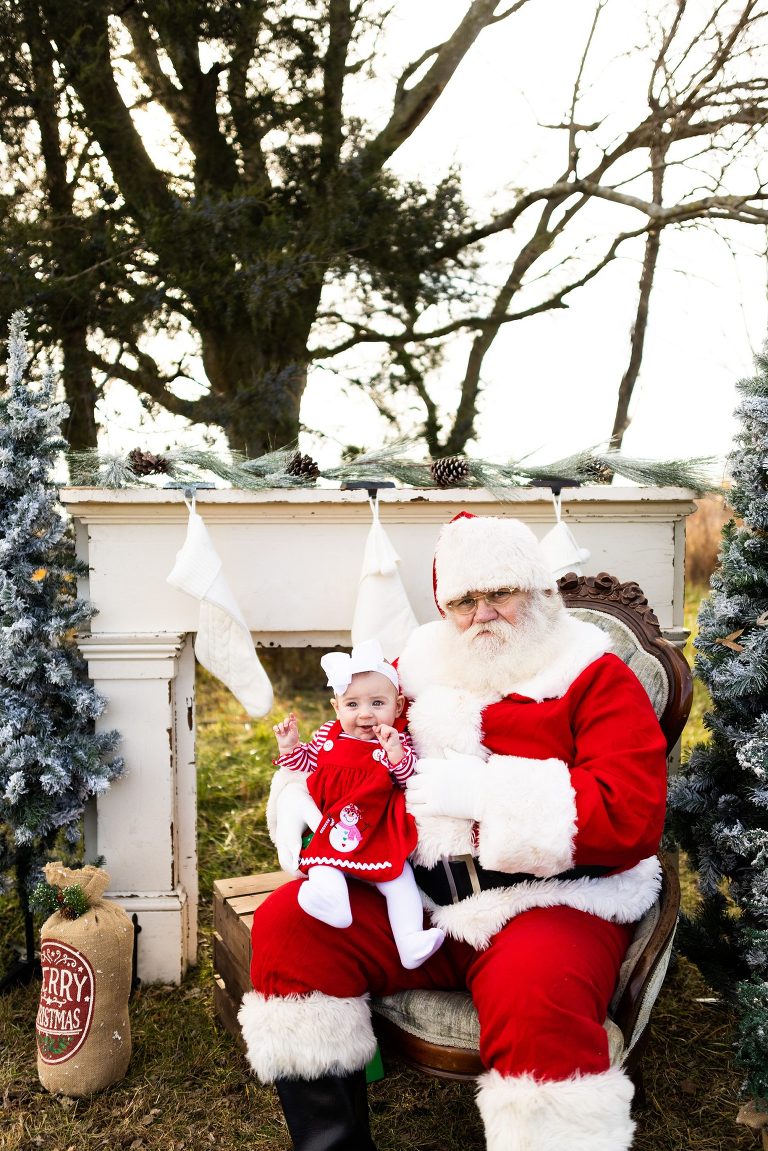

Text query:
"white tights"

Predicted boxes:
[[297, 861, 445, 969]]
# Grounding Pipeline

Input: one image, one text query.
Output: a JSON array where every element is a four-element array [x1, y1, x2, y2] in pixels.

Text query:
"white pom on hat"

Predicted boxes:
[[434, 513, 558, 609]]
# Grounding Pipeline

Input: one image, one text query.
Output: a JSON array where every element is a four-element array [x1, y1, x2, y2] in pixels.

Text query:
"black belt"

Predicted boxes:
[[413, 856, 614, 906]]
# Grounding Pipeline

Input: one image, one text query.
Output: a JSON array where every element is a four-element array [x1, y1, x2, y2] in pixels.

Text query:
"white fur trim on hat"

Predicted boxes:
[[476, 1066, 635, 1151], [238, 990, 377, 1082], [476, 755, 577, 876], [434, 515, 557, 609]]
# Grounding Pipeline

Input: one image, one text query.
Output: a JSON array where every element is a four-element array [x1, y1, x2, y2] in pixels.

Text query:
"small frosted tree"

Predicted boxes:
[[669, 339, 768, 1104], [0, 312, 122, 981]]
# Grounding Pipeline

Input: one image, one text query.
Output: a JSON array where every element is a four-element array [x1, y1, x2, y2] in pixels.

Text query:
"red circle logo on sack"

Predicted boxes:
[[36, 939, 95, 1063]]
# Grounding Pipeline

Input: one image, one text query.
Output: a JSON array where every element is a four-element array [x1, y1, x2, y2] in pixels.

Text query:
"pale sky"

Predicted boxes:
[[98, 1, 768, 478]]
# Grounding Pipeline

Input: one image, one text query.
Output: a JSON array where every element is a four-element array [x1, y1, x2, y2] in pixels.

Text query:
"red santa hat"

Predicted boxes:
[[433, 511, 558, 611]]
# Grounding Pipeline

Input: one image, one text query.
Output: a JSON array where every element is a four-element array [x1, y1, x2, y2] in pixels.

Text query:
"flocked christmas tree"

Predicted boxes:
[[0, 312, 122, 984], [668, 339, 768, 1105]]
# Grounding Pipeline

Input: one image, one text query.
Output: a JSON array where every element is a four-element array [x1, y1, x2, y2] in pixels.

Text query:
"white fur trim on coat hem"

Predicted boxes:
[[425, 856, 662, 950], [477, 1066, 635, 1151], [238, 990, 376, 1083], [477, 755, 576, 876]]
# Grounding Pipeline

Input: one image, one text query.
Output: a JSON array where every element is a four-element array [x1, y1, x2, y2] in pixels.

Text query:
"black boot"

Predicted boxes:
[[275, 1069, 378, 1151]]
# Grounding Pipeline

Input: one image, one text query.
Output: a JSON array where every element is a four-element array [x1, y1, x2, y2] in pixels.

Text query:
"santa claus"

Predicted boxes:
[[239, 512, 668, 1151]]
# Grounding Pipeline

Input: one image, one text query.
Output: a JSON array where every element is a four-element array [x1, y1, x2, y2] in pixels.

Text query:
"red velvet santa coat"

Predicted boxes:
[[396, 611, 668, 949]]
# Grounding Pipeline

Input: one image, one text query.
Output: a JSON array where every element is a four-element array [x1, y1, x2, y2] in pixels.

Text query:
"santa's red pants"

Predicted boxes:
[[250, 878, 633, 1081]]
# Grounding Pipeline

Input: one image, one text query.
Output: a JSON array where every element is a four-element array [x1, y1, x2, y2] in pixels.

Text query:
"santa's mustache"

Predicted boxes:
[[462, 618, 513, 643]]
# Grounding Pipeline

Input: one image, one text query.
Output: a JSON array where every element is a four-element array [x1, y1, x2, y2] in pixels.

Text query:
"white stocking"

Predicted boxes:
[[376, 862, 445, 969], [298, 866, 353, 929]]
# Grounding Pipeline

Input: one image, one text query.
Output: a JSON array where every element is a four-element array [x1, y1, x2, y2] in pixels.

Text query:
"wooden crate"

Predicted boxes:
[[212, 870, 291, 1043]]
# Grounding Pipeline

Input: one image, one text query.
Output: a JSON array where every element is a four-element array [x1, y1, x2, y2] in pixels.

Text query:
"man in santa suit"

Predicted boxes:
[[239, 513, 668, 1151]]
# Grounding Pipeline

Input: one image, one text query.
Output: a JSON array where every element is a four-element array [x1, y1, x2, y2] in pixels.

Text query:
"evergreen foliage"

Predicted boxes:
[[29, 880, 90, 921], [668, 341, 768, 1103], [0, 313, 122, 910]]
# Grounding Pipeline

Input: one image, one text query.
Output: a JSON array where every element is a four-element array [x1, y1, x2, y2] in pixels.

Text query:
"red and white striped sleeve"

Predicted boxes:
[[387, 731, 416, 787], [274, 720, 335, 774]]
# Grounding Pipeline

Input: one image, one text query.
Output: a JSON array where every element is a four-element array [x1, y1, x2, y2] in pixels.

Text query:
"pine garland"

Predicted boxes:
[[66, 437, 720, 496], [668, 338, 768, 1106]]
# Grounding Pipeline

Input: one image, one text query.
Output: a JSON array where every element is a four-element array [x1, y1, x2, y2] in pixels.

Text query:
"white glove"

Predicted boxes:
[[405, 749, 486, 820], [274, 784, 322, 876]]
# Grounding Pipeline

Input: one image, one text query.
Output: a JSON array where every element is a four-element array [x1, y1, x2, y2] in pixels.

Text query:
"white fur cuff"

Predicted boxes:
[[477, 755, 576, 876], [477, 1066, 635, 1151], [265, 767, 310, 845], [238, 991, 377, 1083]]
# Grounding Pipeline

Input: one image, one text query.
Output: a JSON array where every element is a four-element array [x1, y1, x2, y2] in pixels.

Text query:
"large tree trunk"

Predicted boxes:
[[199, 325, 309, 457], [60, 322, 99, 449]]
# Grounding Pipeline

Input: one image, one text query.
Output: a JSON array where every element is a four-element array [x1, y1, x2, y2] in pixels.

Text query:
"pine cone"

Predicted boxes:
[[430, 456, 471, 488], [286, 451, 320, 479], [582, 459, 613, 484], [127, 448, 172, 477]]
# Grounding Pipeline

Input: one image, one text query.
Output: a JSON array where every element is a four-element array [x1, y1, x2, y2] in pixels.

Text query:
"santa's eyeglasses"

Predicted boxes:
[[445, 587, 520, 615]]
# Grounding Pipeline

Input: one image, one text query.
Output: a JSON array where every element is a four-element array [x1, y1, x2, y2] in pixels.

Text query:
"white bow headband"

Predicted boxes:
[[320, 638, 400, 695]]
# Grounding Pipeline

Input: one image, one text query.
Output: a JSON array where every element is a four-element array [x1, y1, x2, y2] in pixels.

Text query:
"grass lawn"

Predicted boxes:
[[0, 586, 758, 1150]]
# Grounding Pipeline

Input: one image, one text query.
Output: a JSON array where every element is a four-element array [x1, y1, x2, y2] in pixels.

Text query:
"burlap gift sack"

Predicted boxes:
[[36, 862, 133, 1096]]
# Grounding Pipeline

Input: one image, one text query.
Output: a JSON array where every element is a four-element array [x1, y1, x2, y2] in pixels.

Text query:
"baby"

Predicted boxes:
[[273, 638, 444, 970]]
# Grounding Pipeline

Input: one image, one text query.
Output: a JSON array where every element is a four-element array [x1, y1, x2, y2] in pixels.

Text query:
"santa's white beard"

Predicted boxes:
[[445, 592, 569, 697]]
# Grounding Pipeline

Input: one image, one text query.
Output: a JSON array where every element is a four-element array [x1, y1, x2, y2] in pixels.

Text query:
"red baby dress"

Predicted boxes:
[[298, 721, 418, 882]]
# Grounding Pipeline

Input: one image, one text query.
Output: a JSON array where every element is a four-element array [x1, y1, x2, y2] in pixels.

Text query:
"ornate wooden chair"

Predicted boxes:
[[370, 572, 692, 1100]]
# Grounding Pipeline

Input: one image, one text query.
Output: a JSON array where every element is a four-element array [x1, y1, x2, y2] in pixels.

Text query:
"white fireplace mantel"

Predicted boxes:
[[60, 485, 695, 983]]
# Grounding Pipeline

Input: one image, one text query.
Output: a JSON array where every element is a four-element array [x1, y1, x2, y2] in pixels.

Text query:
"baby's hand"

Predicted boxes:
[[273, 712, 300, 754], [374, 724, 403, 765]]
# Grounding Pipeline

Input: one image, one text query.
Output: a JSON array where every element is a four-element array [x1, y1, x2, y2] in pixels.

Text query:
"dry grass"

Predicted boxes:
[[0, 952, 755, 1151], [0, 590, 759, 1151], [685, 492, 733, 586]]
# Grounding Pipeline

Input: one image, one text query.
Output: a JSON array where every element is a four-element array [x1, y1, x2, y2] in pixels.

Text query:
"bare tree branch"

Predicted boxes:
[[39, 1, 175, 218], [311, 223, 650, 359], [490, 1, 536, 23], [225, 13, 271, 189], [88, 345, 219, 426], [610, 140, 668, 447], [358, 0, 534, 170], [117, 8, 241, 193], [563, 1, 607, 179], [119, 9, 189, 126]]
